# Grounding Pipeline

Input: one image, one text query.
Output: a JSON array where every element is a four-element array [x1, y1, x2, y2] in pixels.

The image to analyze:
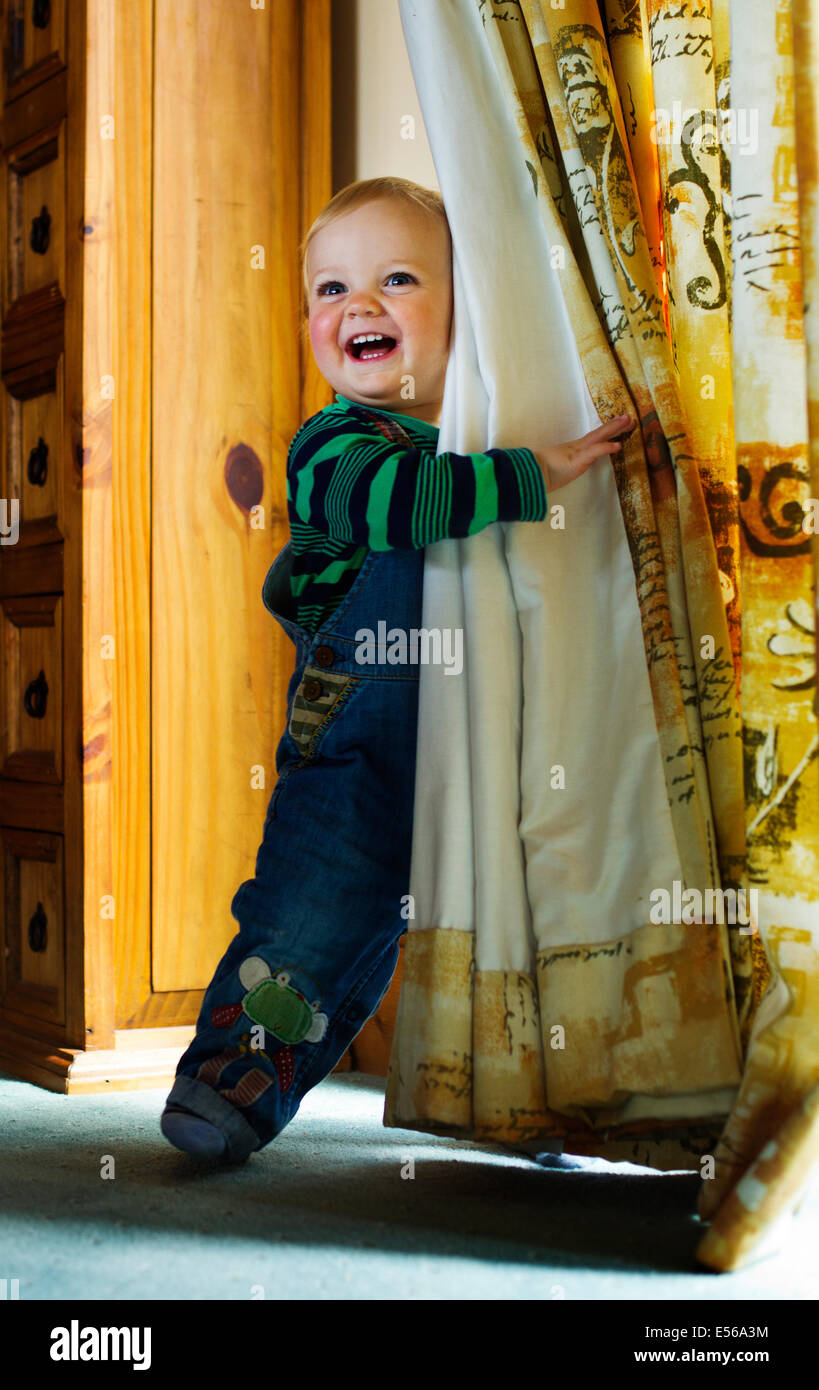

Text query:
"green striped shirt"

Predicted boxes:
[[286, 392, 548, 633]]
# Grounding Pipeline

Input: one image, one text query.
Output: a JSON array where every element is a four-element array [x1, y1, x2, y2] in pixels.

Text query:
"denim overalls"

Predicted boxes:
[[164, 408, 425, 1161]]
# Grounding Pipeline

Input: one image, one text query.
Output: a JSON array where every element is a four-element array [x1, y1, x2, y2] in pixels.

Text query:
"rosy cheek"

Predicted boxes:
[[309, 308, 340, 355]]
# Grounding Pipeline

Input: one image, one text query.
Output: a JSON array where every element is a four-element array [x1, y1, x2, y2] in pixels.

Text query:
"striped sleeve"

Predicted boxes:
[[286, 413, 548, 551]]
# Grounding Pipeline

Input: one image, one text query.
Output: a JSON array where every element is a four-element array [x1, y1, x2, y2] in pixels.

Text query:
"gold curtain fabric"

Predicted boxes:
[[386, 0, 819, 1271]]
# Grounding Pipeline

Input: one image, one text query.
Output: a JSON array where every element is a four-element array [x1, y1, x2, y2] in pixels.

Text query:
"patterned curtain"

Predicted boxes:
[[386, 0, 819, 1271]]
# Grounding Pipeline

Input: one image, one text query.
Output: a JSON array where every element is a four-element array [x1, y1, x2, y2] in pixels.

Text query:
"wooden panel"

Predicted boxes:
[[0, 282, 65, 397], [16, 378, 63, 535], [62, 0, 90, 1048], [0, 590, 62, 783], [0, 824, 65, 1026], [8, 129, 65, 300], [0, 126, 67, 550], [3, 0, 67, 103], [103, 0, 331, 1030], [300, 0, 334, 423], [0, 538, 62, 592], [0, 776, 62, 830], [2, 71, 68, 151], [149, 0, 327, 997], [79, 0, 118, 1051]]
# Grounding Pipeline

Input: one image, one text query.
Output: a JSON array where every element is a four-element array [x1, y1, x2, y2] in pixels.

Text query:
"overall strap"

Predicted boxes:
[[352, 404, 419, 449]]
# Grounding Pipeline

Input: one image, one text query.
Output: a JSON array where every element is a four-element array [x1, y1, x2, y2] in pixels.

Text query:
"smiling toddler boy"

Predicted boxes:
[[161, 176, 632, 1160]]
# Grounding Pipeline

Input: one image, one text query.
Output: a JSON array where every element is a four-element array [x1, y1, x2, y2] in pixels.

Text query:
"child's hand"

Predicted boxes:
[[534, 415, 635, 493]]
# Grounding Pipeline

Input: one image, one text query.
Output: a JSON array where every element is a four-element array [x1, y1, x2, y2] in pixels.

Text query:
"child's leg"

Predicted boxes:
[[162, 683, 417, 1160], [162, 538, 424, 1160], [162, 931, 403, 1160]]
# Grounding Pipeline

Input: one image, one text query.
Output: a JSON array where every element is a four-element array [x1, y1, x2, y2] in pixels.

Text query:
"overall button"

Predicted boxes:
[[302, 678, 323, 701], [313, 645, 335, 667]]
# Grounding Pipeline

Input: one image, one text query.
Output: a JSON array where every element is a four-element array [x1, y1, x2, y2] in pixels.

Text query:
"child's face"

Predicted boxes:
[[305, 197, 453, 424]]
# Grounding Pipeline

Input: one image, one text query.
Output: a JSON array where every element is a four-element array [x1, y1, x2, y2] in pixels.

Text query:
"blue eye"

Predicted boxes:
[[316, 272, 415, 296]]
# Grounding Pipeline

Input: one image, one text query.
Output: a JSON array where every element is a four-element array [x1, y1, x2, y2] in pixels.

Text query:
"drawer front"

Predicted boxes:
[[15, 376, 63, 537], [0, 591, 62, 784], [4, 0, 68, 103], [0, 824, 65, 1027], [8, 131, 65, 305]]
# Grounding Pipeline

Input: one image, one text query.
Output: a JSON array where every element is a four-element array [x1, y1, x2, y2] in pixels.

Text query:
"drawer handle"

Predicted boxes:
[[27, 437, 48, 487], [28, 902, 48, 952], [32, 0, 51, 30], [30, 204, 51, 255], [23, 669, 48, 719]]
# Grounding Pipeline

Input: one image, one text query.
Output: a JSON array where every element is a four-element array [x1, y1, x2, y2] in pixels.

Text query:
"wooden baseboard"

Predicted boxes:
[[0, 1025, 193, 1093], [0, 1023, 357, 1094]]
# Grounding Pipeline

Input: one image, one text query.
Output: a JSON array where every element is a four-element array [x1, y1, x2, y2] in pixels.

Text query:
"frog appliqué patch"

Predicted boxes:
[[210, 956, 329, 1045]]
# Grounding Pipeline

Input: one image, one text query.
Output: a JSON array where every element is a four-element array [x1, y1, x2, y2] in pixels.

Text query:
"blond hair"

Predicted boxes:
[[298, 177, 449, 340]]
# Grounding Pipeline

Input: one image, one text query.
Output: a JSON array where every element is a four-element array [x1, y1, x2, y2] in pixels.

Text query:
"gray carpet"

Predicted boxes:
[[1, 1069, 816, 1300]]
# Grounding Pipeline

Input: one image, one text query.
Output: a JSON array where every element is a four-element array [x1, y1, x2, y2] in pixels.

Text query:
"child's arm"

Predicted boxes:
[[537, 415, 634, 492], [287, 413, 547, 552], [288, 411, 635, 552]]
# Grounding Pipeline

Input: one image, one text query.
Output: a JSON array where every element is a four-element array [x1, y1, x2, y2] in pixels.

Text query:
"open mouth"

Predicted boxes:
[[345, 334, 399, 362]]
